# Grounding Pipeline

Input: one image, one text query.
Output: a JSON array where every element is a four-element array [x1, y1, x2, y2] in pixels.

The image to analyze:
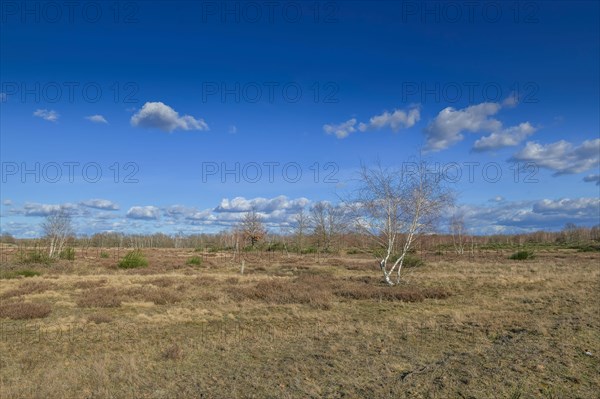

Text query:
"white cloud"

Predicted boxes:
[[511, 139, 600, 175], [85, 114, 108, 124], [126, 206, 160, 220], [358, 107, 420, 132], [80, 199, 119, 210], [324, 106, 420, 139], [583, 174, 600, 186], [229, 125, 238, 134], [2, 199, 12, 206], [33, 109, 59, 122], [424, 102, 502, 152], [473, 122, 537, 152], [214, 196, 310, 213], [130, 102, 209, 132], [456, 197, 600, 233], [17, 202, 76, 217], [323, 118, 357, 139]]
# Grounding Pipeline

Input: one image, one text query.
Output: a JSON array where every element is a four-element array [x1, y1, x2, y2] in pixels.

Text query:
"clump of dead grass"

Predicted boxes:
[[0, 301, 52, 319], [0, 280, 56, 299], [87, 313, 113, 324], [73, 279, 107, 289], [162, 343, 184, 360], [120, 286, 182, 305], [76, 288, 122, 308]]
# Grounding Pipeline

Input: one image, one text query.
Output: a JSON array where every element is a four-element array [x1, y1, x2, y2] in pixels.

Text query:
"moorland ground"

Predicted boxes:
[[0, 246, 598, 398]]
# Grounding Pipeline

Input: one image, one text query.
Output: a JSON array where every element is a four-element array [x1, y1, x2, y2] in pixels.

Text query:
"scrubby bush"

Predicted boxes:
[[100, 251, 110, 258], [509, 250, 535, 260], [0, 269, 42, 279], [59, 247, 75, 260], [77, 288, 122, 308], [186, 256, 202, 266], [0, 302, 51, 319], [18, 250, 52, 265], [118, 250, 148, 269]]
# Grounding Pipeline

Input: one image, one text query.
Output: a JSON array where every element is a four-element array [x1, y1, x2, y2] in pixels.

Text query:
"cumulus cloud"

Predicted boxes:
[[16, 202, 76, 217], [423, 97, 536, 152], [511, 139, 600, 175], [323, 118, 357, 139], [324, 106, 420, 139], [358, 107, 420, 132], [473, 122, 537, 152], [455, 197, 600, 233], [85, 114, 108, 124], [583, 174, 600, 185], [80, 199, 119, 210], [214, 196, 310, 213], [33, 109, 59, 122], [130, 102, 209, 132], [126, 206, 160, 220], [423, 102, 502, 152], [2, 199, 12, 206]]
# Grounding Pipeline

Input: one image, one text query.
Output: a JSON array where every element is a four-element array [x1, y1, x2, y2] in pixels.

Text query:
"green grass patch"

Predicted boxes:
[[0, 269, 42, 279], [118, 250, 148, 269], [186, 256, 203, 266]]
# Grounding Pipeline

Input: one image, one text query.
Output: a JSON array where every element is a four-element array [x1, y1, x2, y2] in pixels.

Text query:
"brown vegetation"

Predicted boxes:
[[0, 301, 51, 319]]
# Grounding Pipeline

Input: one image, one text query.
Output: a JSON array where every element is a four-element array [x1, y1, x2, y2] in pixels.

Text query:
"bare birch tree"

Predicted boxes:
[[42, 209, 74, 258], [350, 161, 453, 285], [450, 212, 467, 255], [293, 208, 309, 253]]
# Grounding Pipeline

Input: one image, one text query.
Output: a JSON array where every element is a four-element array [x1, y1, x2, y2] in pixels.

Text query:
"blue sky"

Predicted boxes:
[[1, 0, 599, 237]]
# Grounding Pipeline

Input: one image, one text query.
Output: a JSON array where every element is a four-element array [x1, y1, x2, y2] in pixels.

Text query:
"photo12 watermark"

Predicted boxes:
[[201, 161, 340, 184], [1, 162, 140, 184], [0, 1, 140, 24], [399, 1, 541, 24], [198, 1, 339, 24], [401, 81, 539, 104], [0, 81, 140, 104], [200, 81, 339, 104]]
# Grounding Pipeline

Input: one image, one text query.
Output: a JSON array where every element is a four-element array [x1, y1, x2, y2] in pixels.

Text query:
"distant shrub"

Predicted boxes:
[[346, 248, 361, 255], [575, 244, 600, 252], [402, 254, 425, 268], [267, 242, 286, 252], [100, 251, 110, 258], [186, 256, 202, 266], [118, 250, 148, 269], [18, 250, 52, 265], [194, 247, 204, 252], [301, 247, 317, 254], [0, 302, 51, 320], [1, 270, 41, 279], [59, 247, 75, 260], [509, 250, 535, 260]]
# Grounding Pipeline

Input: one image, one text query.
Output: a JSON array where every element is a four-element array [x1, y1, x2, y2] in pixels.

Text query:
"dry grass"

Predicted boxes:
[[0, 280, 56, 299], [0, 248, 598, 398], [87, 313, 113, 324], [0, 301, 51, 319], [73, 279, 107, 289], [76, 288, 122, 308]]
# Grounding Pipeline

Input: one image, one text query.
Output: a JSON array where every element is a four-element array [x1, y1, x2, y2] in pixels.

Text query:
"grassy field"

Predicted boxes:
[[0, 247, 598, 398]]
